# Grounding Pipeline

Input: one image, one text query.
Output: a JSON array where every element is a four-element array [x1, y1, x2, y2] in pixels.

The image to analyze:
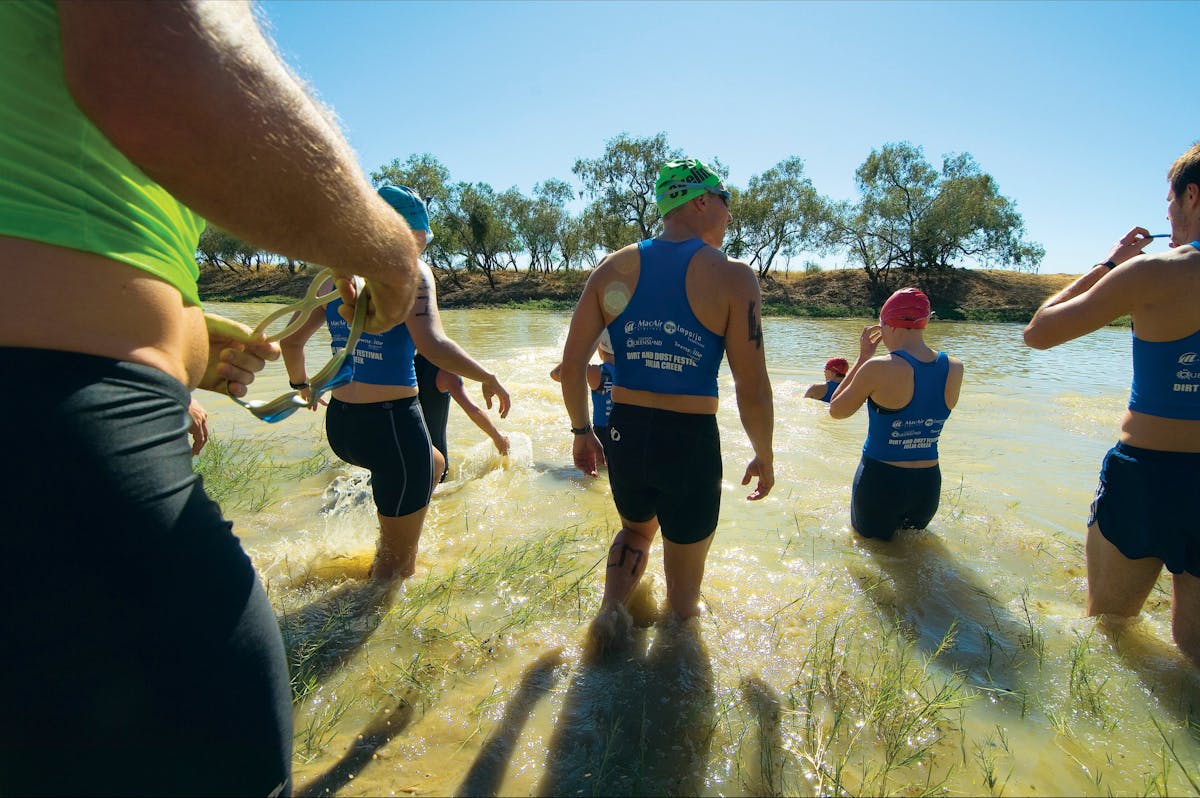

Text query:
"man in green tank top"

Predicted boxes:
[[0, 2, 422, 794]]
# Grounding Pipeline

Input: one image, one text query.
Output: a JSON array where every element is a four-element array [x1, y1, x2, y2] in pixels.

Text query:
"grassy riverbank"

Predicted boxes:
[[198, 265, 1076, 323]]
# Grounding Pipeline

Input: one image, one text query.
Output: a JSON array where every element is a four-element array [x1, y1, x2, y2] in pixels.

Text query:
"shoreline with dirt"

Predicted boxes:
[[198, 266, 1076, 323]]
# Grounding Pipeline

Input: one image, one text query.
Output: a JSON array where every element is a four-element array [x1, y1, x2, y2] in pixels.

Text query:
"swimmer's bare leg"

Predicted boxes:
[[372, 506, 430, 582], [1085, 523, 1162, 617], [432, 447, 446, 485], [598, 517, 658, 615], [585, 517, 658, 659], [1171, 571, 1200, 666], [662, 531, 715, 620]]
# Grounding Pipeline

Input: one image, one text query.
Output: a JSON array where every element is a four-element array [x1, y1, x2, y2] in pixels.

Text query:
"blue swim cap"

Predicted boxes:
[[377, 185, 432, 238]]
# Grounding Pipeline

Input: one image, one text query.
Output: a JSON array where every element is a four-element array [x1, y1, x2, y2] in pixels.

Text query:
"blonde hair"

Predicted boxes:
[[1168, 141, 1200, 197]]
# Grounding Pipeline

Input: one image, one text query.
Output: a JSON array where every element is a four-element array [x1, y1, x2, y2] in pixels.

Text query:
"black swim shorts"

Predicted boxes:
[[1089, 441, 1200, 576], [0, 348, 292, 796], [326, 396, 435, 517], [850, 455, 942, 541], [604, 403, 722, 545]]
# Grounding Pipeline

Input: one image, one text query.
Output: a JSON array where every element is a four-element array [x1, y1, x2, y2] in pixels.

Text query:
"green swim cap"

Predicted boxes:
[[655, 158, 722, 216]]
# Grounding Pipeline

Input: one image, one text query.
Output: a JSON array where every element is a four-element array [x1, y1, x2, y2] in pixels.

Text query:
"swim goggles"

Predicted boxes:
[[655, 181, 731, 204], [234, 268, 368, 423]]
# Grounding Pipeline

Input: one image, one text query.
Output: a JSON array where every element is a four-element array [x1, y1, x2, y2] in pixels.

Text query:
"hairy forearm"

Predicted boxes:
[[58, 0, 418, 288]]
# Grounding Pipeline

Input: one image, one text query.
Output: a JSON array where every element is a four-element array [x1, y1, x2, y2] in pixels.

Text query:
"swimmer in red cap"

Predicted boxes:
[[828, 287, 965, 541], [805, 357, 849, 402], [1024, 140, 1200, 665]]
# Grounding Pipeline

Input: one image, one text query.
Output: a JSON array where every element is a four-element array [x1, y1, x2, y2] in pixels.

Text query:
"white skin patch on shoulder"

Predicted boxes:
[[603, 283, 631, 316]]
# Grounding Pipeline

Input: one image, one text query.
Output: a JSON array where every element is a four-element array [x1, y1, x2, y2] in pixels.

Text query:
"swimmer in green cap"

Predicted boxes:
[[654, 157, 731, 217], [559, 156, 773, 649]]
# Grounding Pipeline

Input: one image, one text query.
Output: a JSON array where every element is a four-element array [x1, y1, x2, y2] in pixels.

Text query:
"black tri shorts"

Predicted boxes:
[[850, 455, 942, 541], [604, 403, 722, 545], [325, 396, 435, 517], [1089, 441, 1200, 576], [0, 348, 292, 796]]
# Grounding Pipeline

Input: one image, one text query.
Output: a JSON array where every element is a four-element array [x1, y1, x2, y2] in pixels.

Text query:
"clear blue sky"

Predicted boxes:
[[258, 0, 1196, 274]]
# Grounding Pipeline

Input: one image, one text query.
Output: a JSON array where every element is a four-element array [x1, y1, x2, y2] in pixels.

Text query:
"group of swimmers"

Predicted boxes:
[[0, 3, 1196, 792]]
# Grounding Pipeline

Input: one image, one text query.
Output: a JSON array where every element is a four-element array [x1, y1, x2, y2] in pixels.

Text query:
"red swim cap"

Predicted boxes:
[[880, 287, 931, 329], [824, 357, 848, 377]]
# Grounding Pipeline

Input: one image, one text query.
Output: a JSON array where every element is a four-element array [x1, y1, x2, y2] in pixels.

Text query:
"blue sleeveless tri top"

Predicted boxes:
[[1130, 328, 1200, 420], [591, 361, 615, 426], [863, 351, 952, 462], [1126, 240, 1200, 420], [819, 380, 839, 403], [325, 299, 417, 387], [608, 238, 726, 397]]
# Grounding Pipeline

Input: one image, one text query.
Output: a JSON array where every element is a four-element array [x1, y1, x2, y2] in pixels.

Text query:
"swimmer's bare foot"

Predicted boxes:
[[368, 547, 415, 583], [626, 574, 660, 628], [582, 604, 633, 663]]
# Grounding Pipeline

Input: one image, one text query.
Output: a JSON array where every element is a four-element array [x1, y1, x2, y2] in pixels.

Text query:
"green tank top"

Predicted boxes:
[[0, 1, 206, 306]]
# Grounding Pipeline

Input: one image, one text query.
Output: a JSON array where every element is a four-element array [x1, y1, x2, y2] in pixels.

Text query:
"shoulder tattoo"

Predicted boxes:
[[747, 302, 763, 349], [413, 290, 431, 317]]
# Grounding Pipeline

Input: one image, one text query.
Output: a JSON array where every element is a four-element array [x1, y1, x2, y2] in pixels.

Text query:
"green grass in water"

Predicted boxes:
[[195, 435, 332, 512]]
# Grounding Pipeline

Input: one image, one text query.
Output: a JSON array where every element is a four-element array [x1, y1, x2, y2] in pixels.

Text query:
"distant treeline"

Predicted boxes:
[[197, 132, 1045, 299]]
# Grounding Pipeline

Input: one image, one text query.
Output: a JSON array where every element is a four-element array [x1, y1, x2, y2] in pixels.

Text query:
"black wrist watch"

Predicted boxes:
[[571, 424, 592, 435], [1099, 260, 1116, 270], [289, 380, 310, 390]]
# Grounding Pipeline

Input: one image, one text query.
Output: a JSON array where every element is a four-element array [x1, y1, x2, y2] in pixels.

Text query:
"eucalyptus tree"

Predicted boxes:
[[438, 181, 515, 289], [724, 157, 829, 278], [197, 225, 266, 271], [556, 214, 595, 271], [530, 179, 575, 271], [832, 142, 1044, 296], [572, 132, 682, 250], [369, 152, 451, 211], [498, 179, 574, 273]]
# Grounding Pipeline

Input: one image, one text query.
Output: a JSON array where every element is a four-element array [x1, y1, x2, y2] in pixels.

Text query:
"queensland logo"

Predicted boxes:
[[664, 321, 677, 335], [1180, 352, 1198, 365]]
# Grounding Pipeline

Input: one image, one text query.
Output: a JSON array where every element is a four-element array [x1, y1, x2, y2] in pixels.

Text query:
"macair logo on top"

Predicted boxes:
[[1180, 352, 1198, 365], [891, 418, 933, 429], [625, 320, 663, 334]]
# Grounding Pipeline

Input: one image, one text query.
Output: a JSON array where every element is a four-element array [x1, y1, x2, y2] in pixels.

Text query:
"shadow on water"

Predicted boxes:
[[454, 649, 566, 797], [297, 690, 419, 797], [536, 615, 715, 797], [739, 676, 787, 797], [848, 530, 1037, 694], [278, 577, 399, 698]]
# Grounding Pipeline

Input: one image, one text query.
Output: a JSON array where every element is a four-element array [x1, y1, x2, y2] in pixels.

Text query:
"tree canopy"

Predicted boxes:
[[830, 142, 1044, 295], [198, 134, 1044, 293]]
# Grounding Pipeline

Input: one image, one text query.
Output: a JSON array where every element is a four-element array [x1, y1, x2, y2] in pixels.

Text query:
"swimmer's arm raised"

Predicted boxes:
[[58, 0, 418, 329], [829, 325, 881, 418], [1023, 260, 1142, 349]]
